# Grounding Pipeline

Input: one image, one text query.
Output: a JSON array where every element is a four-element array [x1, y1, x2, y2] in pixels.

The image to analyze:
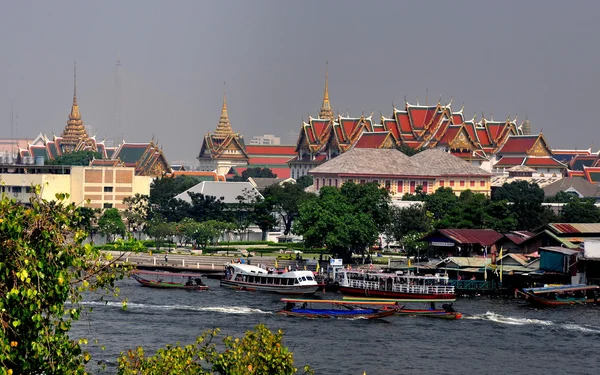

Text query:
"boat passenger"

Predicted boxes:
[[185, 277, 194, 286], [195, 278, 204, 286], [430, 302, 436, 310], [284, 302, 296, 311], [442, 303, 455, 313]]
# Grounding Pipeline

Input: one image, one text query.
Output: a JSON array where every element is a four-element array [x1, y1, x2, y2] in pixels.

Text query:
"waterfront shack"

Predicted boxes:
[[537, 246, 583, 285], [421, 229, 503, 257]]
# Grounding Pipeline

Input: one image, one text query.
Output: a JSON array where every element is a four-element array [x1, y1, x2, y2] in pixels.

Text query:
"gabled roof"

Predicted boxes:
[[542, 177, 600, 198], [496, 135, 539, 154], [430, 229, 503, 246], [309, 148, 412, 176], [112, 142, 149, 165], [435, 257, 491, 269], [583, 166, 600, 183], [248, 177, 294, 191], [409, 149, 491, 177], [546, 223, 600, 235], [174, 181, 262, 204], [503, 231, 535, 245], [353, 132, 396, 149]]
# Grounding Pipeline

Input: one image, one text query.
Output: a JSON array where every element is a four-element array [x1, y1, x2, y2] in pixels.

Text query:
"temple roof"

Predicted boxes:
[[318, 63, 333, 120], [60, 62, 89, 150], [213, 93, 234, 139]]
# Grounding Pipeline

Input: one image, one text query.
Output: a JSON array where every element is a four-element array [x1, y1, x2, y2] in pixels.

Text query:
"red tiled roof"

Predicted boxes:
[[497, 135, 538, 154], [354, 132, 390, 148], [494, 157, 525, 167], [383, 118, 400, 139], [523, 157, 565, 167], [246, 145, 296, 155], [438, 125, 460, 144], [437, 229, 503, 246], [248, 157, 295, 165], [567, 170, 585, 177], [452, 113, 464, 125], [486, 123, 507, 143], [396, 111, 413, 134], [476, 128, 491, 146]]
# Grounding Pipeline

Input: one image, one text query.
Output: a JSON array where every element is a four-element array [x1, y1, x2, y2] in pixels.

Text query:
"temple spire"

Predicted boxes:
[[214, 83, 234, 138], [318, 62, 333, 120], [60, 61, 88, 151]]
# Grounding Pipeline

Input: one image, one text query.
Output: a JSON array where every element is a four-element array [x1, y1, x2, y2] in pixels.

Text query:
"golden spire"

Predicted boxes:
[[318, 62, 333, 120], [61, 61, 88, 151], [213, 83, 234, 138]]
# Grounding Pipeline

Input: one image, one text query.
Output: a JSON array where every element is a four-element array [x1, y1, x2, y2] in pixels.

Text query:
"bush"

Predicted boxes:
[[220, 240, 275, 246]]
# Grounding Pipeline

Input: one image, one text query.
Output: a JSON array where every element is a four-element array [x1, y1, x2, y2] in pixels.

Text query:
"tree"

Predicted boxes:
[[492, 181, 550, 230], [46, 150, 102, 166], [98, 208, 127, 243], [294, 187, 379, 262], [122, 194, 149, 238], [387, 204, 433, 243], [231, 167, 277, 182], [423, 187, 458, 221], [263, 182, 316, 236], [340, 182, 391, 232], [250, 198, 278, 241], [295, 175, 313, 189], [396, 144, 422, 156], [149, 175, 199, 211], [1, 191, 129, 374], [545, 191, 577, 203], [560, 198, 600, 223], [145, 218, 175, 250], [116, 324, 313, 375]]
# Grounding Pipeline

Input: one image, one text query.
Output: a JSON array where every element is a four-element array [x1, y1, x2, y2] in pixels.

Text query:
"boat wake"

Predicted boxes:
[[466, 311, 600, 333], [81, 301, 271, 315]]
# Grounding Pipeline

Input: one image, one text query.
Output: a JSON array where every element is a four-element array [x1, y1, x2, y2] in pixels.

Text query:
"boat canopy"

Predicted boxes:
[[523, 284, 600, 294]]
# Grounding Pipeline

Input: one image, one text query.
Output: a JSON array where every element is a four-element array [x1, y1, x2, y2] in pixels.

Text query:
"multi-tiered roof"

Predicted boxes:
[[60, 63, 89, 152]]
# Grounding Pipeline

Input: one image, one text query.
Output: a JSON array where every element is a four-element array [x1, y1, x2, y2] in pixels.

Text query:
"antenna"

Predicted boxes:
[[11, 99, 14, 154], [114, 54, 122, 145]]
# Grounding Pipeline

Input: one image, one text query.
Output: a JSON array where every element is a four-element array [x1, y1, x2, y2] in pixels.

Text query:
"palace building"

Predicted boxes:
[[15, 64, 171, 177], [197, 93, 296, 178]]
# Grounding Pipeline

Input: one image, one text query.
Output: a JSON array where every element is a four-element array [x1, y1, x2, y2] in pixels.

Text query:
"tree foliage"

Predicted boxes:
[[295, 175, 313, 189], [263, 182, 316, 236], [560, 198, 600, 223], [0, 191, 130, 374], [395, 144, 422, 156], [45, 150, 102, 166], [116, 324, 312, 375], [492, 181, 553, 230], [149, 175, 199, 212], [98, 208, 127, 242], [231, 167, 277, 182], [122, 194, 150, 236]]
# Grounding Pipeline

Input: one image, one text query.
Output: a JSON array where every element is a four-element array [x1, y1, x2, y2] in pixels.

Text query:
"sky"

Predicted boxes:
[[1, 0, 599, 162]]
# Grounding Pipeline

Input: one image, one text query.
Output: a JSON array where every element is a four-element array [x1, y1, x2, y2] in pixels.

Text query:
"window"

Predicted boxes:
[[470, 181, 475, 187], [103, 203, 113, 209], [372, 180, 379, 185], [328, 178, 332, 186], [409, 181, 416, 193], [460, 181, 465, 187], [422, 181, 428, 193], [480, 180, 486, 187], [360, 180, 366, 184], [316, 179, 320, 189], [439, 180, 445, 187], [335, 179, 339, 187], [397, 181, 403, 193], [12, 186, 22, 193], [104, 186, 113, 192], [449, 180, 455, 187]]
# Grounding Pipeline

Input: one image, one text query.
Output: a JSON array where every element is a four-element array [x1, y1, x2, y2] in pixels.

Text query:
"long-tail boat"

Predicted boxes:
[[277, 298, 398, 319], [517, 284, 600, 306], [131, 270, 209, 291], [342, 297, 463, 320]]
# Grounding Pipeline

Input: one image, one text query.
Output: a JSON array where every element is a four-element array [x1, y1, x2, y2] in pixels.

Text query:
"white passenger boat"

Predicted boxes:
[[336, 270, 456, 300], [220, 263, 322, 295]]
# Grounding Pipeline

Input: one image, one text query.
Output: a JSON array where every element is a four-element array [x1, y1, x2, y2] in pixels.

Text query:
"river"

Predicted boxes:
[[72, 276, 600, 375]]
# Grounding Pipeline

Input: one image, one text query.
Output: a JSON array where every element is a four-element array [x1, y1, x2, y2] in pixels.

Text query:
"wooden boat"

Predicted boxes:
[[517, 284, 600, 306], [131, 270, 209, 291], [277, 298, 397, 319], [220, 263, 322, 295], [342, 297, 462, 320], [336, 270, 455, 300]]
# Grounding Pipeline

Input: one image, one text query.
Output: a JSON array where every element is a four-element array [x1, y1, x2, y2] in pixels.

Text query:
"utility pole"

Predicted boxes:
[[114, 54, 122, 145]]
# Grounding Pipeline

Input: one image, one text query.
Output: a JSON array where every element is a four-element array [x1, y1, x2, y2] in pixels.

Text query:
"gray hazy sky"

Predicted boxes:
[[2, 0, 599, 161]]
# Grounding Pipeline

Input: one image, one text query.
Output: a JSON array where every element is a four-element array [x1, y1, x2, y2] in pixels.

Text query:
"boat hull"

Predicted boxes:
[[278, 308, 396, 319], [220, 279, 321, 295], [520, 291, 598, 306], [338, 286, 455, 300], [396, 309, 462, 320], [132, 274, 209, 291]]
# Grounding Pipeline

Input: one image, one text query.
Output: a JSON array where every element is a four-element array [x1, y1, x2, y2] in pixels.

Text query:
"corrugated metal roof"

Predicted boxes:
[[539, 246, 582, 256], [436, 257, 491, 268], [548, 223, 600, 234], [437, 229, 503, 246]]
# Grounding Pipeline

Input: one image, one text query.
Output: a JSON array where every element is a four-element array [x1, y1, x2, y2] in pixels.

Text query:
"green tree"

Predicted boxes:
[[149, 175, 199, 212], [231, 167, 277, 182], [423, 187, 458, 221], [116, 324, 313, 375], [98, 208, 127, 243], [122, 194, 149, 238], [145, 217, 175, 250], [492, 181, 551, 230], [295, 187, 379, 262], [387, 204, 433, 243], [46, 150, 102, 166], [340, 182, 391, 232], [295, 175, 313, 189], [396, 143, 422, 156], [263, 182, 316, 236], [1, 191, 130, 374], [560, 198, 600, 223], [545, 191, 578, 203]]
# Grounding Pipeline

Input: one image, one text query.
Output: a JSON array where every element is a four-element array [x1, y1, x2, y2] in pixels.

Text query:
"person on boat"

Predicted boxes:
[[430, 302, 436, 310], [284, 302, 296, 311], [301, 302, 308, 309], [195, 278, 204, 286], [185, 277, 194, 286], [442, 303, 455, 313]]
